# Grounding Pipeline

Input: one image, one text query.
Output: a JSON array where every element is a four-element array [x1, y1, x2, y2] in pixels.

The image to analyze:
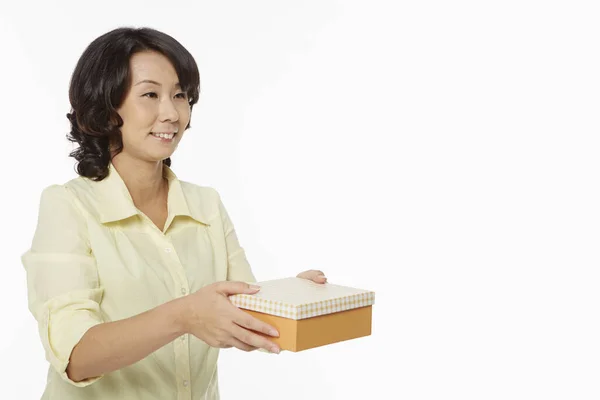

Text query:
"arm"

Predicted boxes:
[[66, 297, 187, 382], [21, 185, 184, 385], [23, 185, 279, 386], [216, 191, 257, 283]]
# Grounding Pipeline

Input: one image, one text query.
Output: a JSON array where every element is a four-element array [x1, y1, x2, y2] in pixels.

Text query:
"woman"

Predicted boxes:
[[21, 26, 327, 400]]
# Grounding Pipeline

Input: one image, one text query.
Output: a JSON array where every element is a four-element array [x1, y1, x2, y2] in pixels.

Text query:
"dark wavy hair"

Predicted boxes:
[[66, 27, 200, 181]]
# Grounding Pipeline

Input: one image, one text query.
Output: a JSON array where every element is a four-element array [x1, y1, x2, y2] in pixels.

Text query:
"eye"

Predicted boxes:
[[175, 92, 187, 99], [142, 92, 158, 98]]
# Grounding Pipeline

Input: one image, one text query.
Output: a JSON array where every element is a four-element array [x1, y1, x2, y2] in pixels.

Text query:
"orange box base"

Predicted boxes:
[[245, 305, 372, 352]]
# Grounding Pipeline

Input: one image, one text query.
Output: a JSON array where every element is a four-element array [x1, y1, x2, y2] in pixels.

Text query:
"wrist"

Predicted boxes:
[[168, 296, 191, 336]]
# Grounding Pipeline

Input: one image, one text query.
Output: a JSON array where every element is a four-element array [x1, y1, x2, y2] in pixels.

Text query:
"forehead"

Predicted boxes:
[[129, 51, 178, 82]]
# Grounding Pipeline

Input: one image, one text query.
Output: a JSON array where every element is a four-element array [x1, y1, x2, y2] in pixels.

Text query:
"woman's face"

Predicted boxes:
[[114, 50, 191, 163]]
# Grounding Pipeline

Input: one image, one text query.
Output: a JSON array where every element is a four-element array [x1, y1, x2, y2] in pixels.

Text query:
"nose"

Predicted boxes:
[[159, 97, 179, 123]]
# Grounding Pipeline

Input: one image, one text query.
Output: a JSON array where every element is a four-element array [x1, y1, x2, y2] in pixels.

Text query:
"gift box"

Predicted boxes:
[[229, 277, 375, 352]]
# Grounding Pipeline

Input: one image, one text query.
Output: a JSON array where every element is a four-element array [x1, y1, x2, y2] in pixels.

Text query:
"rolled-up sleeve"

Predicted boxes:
[[21, 185, 105, 387], [217, 192, 257, 284]]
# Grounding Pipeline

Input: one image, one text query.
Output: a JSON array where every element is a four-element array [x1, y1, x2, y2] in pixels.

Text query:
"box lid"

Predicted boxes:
[[229, 277, 375, 320]]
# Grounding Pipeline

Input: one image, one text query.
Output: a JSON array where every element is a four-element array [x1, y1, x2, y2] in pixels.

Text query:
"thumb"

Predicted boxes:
[[216, 281, 261, 296]]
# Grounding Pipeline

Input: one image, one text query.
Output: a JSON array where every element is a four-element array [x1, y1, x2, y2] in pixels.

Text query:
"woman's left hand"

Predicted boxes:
[[296, 269, 327, 284]]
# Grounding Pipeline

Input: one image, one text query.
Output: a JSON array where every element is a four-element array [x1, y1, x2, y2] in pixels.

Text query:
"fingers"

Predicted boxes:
[[229, 323, 280, 354], [297, 269, 327, 283], [299, 269, 324, 278], [233, 309, 279, 338], [227, 337, 258, 352], [215, 281, 261, 296]]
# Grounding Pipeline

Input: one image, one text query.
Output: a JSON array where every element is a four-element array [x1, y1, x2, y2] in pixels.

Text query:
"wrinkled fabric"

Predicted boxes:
[[22, 163, 256, 399]]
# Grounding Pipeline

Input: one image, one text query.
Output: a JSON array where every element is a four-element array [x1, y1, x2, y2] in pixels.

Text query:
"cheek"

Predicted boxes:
[[121, 111, 154, 143], [120, 105, 155, 138], [133, 103, 157, 126], [178, 105, 191, 123]]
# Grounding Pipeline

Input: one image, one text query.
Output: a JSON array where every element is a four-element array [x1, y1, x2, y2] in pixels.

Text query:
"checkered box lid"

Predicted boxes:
[[229, 277, 375, 320]]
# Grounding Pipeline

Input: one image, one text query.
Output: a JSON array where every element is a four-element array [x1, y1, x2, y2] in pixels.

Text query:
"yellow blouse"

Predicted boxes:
[[21, 163, 256, 399]]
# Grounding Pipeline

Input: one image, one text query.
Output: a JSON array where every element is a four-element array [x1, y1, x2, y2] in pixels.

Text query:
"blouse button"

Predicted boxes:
[[164, 247, 172, 253], [183, 380, 189, 387]]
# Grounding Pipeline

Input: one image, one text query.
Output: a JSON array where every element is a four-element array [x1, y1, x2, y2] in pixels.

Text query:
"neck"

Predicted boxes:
[[110, 155, 167, 208]]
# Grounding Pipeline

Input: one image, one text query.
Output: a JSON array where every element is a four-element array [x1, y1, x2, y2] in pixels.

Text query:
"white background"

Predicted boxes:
[[1, 0, 599, 399]]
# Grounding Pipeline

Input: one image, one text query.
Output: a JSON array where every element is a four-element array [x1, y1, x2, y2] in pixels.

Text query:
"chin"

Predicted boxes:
[[154, 152, 176, 162], [140, 151, 175, 163]]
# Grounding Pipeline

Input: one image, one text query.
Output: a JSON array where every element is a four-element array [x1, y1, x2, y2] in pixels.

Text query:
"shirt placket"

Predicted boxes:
[[164, 242, 192, 400], [142, 215, 193, 400], [163, 237, 192, 400]]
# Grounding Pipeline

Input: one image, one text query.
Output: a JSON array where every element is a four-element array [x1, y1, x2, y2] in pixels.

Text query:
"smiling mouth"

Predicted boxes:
[[150, 132, 177, 140]]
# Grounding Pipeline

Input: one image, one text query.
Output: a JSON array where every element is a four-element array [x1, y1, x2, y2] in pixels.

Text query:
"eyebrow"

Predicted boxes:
[[134, 79, 181, 88]]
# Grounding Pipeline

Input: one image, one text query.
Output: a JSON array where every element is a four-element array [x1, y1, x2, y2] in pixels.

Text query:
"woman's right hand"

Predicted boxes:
[[179, 281, 281, 354]]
